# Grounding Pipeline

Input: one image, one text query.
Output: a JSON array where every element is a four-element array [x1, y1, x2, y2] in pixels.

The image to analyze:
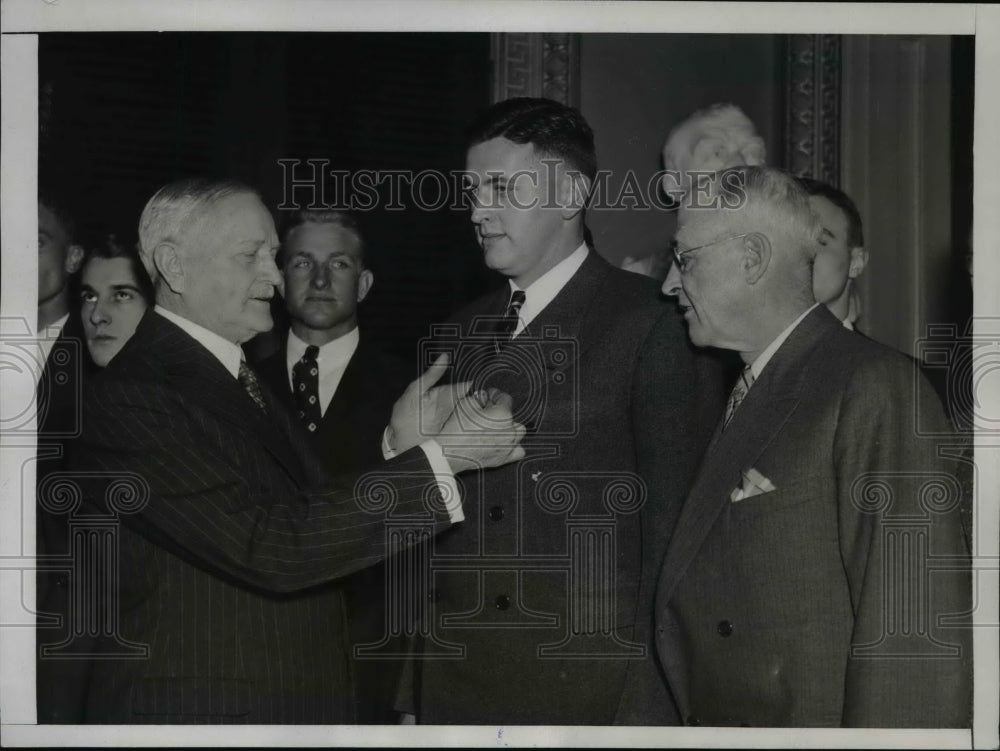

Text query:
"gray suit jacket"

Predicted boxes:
[[411, 251, 723, 724], [655, 306, 972, 727]]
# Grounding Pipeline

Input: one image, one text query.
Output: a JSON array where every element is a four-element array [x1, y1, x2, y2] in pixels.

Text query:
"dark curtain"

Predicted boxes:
[[40, 32, 496, 366]]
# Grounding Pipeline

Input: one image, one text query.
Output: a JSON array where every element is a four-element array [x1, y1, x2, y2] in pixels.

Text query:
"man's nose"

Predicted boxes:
[[90, 298, 111, 326], [260, 254, 284, 287], [468, 188, 491, 225], [311, 264, 331, 289], [470, 199, 487, 225], [662, 261, 683, 296]]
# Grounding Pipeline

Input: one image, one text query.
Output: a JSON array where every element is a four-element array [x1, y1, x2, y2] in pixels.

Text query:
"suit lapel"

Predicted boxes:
[[323, 340, 379, 424], [518, 251, 609, 362], [462, 253, 609, 407], [658, 306, 842, 601], [139, 311, 310, 485]]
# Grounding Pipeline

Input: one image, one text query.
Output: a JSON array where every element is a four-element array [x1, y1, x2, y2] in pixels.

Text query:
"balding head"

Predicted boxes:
[[662, 166, 822, 361]]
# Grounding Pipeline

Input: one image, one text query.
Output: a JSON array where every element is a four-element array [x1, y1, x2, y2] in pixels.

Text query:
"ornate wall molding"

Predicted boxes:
[[491, 33, 580, 107], [785, 34, 841, 184]]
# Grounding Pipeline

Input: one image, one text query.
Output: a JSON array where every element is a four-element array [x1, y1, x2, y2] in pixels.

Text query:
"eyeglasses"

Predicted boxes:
[[671, 232, 750, 272]]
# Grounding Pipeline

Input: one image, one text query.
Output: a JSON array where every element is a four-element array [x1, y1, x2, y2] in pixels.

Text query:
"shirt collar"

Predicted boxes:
[[286, 326, 359, 368], [155, 305, 244, 379], [43, 313, 70, 338], [748, 303, 819, 381], [508, 243, 589, 317]]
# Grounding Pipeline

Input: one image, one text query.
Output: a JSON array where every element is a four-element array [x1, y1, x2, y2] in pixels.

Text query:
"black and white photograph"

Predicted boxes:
[[1, 1, 998, 747]]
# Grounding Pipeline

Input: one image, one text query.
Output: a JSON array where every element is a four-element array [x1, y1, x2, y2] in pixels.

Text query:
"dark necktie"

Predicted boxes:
[[292, 344, 322, 433], [494, 290, 526, 352], [723, 366, 754, 429], [238, 359, 268, 412]]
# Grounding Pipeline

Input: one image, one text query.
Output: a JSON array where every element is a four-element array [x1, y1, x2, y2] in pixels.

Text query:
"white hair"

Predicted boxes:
[[137, 177, 258, 284], [663, 103, 767, 173]]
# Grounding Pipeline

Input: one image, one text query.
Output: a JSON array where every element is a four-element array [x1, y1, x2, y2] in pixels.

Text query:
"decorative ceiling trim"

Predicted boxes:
[[491, 33, 580, 107], [785, 34, 841, 184]]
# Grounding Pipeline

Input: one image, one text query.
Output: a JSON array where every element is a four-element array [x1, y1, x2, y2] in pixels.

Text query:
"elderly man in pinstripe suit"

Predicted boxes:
[[69, 178, 524, 723]]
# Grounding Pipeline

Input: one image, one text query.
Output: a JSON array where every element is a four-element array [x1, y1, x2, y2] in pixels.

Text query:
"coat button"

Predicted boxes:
[[494, 594, 511, 610], [687, 714, 700, 726], [488, 506, 504, 522], [717, 620, 734, 637]]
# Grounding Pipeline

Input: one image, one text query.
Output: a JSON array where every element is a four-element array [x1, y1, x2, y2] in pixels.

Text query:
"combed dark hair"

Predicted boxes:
[[79, 232, 155, 305], [797, 177, 865, 250], [277, 209, 366, 266], [466, 97, 597, 182]]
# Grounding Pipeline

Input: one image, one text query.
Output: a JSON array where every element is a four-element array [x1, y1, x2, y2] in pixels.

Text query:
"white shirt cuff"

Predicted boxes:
[[381, 426, 397, 459], [418, 439, 464, 523], [382, 427, 463, 523]]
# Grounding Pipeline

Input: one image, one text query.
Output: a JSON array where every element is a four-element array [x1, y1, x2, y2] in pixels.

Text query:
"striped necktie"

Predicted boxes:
[[723, 366, 754, 429], [238, 359, 268, 412], [494, 290, 526, 352]]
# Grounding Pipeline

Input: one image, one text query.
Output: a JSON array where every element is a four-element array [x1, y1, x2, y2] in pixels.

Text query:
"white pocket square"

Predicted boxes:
[[730, 468, 777, 502]]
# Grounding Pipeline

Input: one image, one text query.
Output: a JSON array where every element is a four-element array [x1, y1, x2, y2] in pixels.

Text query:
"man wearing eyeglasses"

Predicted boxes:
[[655, 165, 970, 727]]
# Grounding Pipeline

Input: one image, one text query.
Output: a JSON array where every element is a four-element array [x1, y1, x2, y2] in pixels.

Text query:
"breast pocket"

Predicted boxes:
[[729, 475, 830, 514]]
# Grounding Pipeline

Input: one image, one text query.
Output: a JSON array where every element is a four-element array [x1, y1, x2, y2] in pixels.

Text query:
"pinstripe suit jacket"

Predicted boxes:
[[654, 306, 972, 727], [71, 310, 452, 724]]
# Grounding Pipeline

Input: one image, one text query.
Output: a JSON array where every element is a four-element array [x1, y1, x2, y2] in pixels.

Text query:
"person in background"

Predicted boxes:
[[622, 103, 766, 279], [78, 234, 155, 367], [257, 209, 410, 723], [797, 177, 868, 329], [35, 191, 87, 724]]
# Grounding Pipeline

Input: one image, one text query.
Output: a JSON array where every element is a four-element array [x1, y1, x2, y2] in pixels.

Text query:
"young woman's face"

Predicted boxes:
[[80, 256, 149, 367]]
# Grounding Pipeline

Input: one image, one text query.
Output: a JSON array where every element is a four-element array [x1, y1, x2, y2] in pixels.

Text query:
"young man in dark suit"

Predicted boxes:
[[70, 177, 525, 724], [257, 210, 410, 723], [797, 177, 869, 329], [657, 165, 970, 727], [399, 98, 722, 725], [34, 194, 92, 724]]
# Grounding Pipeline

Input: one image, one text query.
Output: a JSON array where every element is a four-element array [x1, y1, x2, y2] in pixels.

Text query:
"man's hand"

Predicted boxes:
[[387, 353, 471, 455], [435, 388, 526, 474]]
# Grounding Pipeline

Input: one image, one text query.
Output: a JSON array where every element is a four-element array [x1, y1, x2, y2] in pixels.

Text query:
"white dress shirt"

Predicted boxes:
[[155, 306, 243, 377], [285, 327, 359, 417], [748, 303, 820, 381], [508, 243, 589, 337], [155, 306, 462, 522]]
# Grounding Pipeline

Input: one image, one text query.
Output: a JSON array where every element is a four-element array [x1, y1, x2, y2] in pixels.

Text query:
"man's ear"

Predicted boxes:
[[848, 246, 869, 279], [742, 232, 771, 285], [64, 244, 84, 274], [357, 269, 374, 303], [560, 170, 591, 220], [152, 242, 185, 294]]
